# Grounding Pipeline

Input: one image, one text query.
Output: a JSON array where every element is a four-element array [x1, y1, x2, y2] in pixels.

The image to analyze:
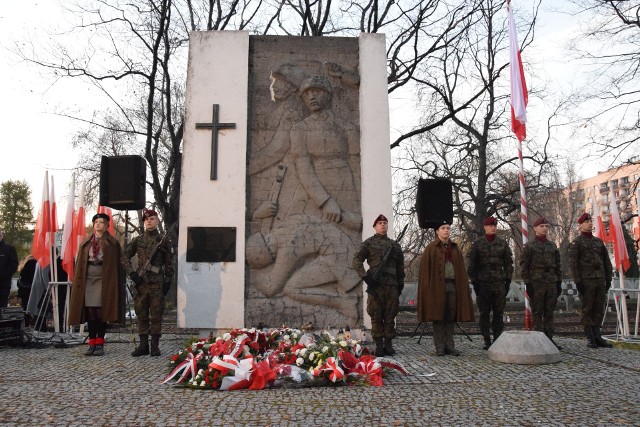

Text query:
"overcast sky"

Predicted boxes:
[[0, 0, 621, 222]]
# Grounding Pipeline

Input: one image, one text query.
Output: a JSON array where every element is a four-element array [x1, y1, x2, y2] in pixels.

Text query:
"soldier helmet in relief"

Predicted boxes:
[[271, 64, 306, 88], [299, 75, 332, 94], [577, 213, 592, 224], [373, 214, 388, 227], [92, 213, 110, 223]]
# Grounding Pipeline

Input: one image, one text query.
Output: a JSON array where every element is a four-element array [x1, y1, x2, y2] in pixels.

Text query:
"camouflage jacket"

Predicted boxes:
[[520, 238, 562, 284], [568, 233, 612, 283], [122, 228, 174, 284], [467, 236, 514, 284], [353, 233, 405, 286]]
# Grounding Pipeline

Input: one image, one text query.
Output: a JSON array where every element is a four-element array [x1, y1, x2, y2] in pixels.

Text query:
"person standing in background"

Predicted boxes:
[[0, 230, 19, 308]]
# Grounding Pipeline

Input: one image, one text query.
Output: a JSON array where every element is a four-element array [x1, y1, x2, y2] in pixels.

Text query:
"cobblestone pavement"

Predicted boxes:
[[1, 331, 639, 426]]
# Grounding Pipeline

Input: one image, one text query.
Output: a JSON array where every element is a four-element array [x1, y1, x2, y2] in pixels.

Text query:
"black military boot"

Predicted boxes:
[[384, 338, 396, 356], [374, 338, 385, 357], [593, 327, 612, 348], [585, 326, 598, 349], [545, 331, 562, 350], [483, 337, 492, 351], [132, 334, 150, 357], [150, 335, 162, 357]]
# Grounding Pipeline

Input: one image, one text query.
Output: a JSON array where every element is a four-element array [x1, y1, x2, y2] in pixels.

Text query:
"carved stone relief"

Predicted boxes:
[[246, 36, 362, 328]]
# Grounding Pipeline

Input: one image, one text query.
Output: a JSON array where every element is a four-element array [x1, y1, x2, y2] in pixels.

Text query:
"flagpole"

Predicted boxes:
[[507, 0, 532, 330], [518, 139, 533, 330]]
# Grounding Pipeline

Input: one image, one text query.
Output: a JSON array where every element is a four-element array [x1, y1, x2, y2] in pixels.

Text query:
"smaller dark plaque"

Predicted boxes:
[[186, 227, 236, 263]]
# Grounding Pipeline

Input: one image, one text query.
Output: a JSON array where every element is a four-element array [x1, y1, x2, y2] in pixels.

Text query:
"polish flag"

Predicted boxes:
[[609, 192, 630, 272], [74, 181, 87, 255], [508, 0, 528, 142], [31, 172, 52, 268], [61, 175, 77, 278], [50, 175, 59, 233]]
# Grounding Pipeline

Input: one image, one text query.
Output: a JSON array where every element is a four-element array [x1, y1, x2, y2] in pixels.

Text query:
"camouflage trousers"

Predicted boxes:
[[476, 282, 507, 340], [366, 284, 399, 340], [531, 281, 558, 337], [580, 278, 608, 327], [134, 281, 165, 335]]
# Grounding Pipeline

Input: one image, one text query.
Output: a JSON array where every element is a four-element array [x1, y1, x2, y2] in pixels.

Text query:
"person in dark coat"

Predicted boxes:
[[17, 255, 37, 324], [568, 213, 613, 348], [0, 230, 19, 308], [68, 213, 124, 356], [417, 221, 474, 356]]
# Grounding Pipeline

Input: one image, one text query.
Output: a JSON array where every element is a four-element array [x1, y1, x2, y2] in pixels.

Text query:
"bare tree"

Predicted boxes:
[[392, 0, 556, 252], [566, 0, 640, 162]]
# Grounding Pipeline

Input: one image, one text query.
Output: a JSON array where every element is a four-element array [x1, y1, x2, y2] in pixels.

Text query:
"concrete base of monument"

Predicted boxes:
[[488, 330, 561, 365]]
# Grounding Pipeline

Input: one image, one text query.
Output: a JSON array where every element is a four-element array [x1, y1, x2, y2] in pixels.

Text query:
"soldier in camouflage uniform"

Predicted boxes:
[[568, 213, 613, 349], [467, 217, 514, 350], [353, 214, 405, 357], [520, 217, 563, 349], [122, 210, 174, 357]]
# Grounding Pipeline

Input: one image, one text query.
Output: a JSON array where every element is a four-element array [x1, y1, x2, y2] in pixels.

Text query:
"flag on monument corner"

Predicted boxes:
[[609, 191, 630, 272], [508, 0, 528, 142], [32, 172, 51, 268], [61, 175, 77, 278]]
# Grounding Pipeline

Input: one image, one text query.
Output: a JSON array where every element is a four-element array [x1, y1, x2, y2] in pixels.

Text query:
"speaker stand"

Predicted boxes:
[[411, 321, 473, 344]]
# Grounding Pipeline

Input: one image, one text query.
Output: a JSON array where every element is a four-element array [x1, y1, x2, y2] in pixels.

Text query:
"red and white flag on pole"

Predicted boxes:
[[592, 188, 607, 241], [32, 172, 52, 268], [61, 174, 77, 279], [508, 0, 528, 142], [609, 192, 630, 272], [74, 181, 87, 252], [50, 175, 59, 234]]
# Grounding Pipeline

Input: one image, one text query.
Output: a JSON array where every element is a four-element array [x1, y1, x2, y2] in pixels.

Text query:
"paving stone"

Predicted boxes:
[[0, 333, 638, 426]]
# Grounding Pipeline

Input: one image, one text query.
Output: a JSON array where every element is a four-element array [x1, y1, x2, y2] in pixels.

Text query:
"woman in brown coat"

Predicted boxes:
[[417, 221, 474, 356], [68, 213, 124, 356]]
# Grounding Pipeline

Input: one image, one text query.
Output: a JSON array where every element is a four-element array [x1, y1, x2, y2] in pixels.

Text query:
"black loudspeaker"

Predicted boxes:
[[99, 155, 146, 210], [416, 178, 453, 229]]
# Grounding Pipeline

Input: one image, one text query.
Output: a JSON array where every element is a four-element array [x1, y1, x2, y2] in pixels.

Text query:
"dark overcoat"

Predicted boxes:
[[417, 238, 475, 322], [68, 232, 124, 325]]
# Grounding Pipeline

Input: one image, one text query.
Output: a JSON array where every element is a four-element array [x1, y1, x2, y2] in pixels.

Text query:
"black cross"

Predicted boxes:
[[195, 104, 237, 180]]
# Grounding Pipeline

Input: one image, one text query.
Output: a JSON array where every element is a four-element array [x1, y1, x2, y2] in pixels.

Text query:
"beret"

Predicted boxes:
[[373, 214, 388, 227], [483, 217, 497, 226], [533, 217, 549, 227], [577, 213, 591, 224], [92, 213, 110, 223]]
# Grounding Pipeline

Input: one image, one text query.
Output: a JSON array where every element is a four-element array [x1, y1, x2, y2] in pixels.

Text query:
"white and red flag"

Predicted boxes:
[[74, 181, 87, 251], [609, 192, 630, 272], [61, 174, 77, 279], [508, 0, 528, 142], [50, 175, 59, 234], [31, 172, 52, 268]]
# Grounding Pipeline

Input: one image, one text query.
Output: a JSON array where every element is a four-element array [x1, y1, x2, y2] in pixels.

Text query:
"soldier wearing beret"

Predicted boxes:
[[520, 217, 563, 349], [122, 209, 174, 357], [467, 216, 514, 350], [417, 221, 475, 356], [568, 213, 613, 348], [353, 214, 405, 356]]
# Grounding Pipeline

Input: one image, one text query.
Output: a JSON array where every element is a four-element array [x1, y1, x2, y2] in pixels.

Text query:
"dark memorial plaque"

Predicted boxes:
[[186, 227, 236, 262]]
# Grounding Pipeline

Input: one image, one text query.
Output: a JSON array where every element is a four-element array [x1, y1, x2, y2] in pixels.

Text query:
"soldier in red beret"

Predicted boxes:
[[122, 209, 175, 357], [467, 216, 514, 350], [520, 217, 563, 349], [353, 214, 405, 356], [568, 213, 613, 348]]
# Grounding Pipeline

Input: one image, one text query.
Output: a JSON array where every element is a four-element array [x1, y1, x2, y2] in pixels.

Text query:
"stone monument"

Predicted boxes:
[[177, 32, 393, 332]]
